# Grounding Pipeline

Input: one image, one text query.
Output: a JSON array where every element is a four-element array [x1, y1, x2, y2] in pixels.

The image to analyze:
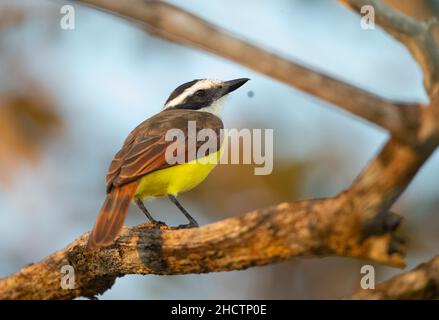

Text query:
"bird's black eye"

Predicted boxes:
[[195, 90, 206, 97]]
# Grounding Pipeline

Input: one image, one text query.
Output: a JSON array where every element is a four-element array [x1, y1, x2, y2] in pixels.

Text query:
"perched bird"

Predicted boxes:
[[87, 78, 249, 249]]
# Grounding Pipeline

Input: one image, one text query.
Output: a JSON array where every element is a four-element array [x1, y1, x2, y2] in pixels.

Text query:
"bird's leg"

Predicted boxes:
[[135, 198, 167, 228], [168, 195, 199, 228]]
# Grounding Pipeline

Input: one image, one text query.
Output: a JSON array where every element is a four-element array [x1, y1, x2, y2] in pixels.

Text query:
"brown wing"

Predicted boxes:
[[105, 109, 224, 193]]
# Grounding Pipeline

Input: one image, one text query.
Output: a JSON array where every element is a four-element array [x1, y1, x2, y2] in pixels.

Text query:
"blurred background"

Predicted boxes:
[[0, 0, 438, 299]]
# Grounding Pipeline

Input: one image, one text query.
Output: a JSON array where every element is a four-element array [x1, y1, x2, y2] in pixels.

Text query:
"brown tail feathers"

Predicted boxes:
[[87, 182, 138, 250]]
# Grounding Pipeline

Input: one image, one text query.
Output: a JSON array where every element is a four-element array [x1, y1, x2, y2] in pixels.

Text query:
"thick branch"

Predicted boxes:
[[348, 137, 435, 222], [0, 198, 404, 299], [340, 0, 439, 300], [340, 1, 439, 219], [75, 0, 418, 141], [347, 255, 439, 299]]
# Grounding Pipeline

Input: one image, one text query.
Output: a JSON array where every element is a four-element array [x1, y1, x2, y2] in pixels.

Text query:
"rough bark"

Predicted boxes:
[[0, 200, 404, 299]]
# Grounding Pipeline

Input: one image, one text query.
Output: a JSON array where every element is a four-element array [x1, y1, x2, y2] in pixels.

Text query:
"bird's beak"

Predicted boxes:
[[222, 78, 250, 96]]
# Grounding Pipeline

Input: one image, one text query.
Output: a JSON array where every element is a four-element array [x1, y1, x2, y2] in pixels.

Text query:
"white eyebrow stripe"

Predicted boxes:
[[164, 79, 221, 109]]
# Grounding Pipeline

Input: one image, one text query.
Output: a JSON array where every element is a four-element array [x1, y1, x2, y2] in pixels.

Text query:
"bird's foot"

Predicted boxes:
[[150, 220, 168, 229], [176, 222, 199, 229]]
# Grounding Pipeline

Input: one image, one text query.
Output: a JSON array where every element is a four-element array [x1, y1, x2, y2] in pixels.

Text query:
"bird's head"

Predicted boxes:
[[162, 78, 249, 116]]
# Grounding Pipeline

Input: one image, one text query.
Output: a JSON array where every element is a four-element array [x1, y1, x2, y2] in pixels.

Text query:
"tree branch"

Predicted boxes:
[[340, 0, 439, 300], [347, 255, 439, 299], [0, 199, 404, 299], [341, 0, 439, 139], [75, 0, 420, 143], [341, 0, 439, 95], [0, 0, 436, 299]]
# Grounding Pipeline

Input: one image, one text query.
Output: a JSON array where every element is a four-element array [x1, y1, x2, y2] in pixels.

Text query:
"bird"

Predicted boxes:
[[87, 78, 249, 249]]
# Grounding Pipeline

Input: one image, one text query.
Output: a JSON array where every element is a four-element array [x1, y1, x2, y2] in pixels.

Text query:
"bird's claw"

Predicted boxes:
[[176, 222, 199, 229], [151, 220, 168, 229]]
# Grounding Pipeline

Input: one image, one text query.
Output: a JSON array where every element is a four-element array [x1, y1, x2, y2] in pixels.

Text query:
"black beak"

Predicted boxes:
[[223, 78, 250, 95]]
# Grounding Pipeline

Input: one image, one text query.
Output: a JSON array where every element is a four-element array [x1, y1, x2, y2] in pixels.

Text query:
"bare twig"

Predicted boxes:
[[340, 0, 439, 300], [341, 0, 439, 95], [347, 255, 439, 299], [76, 0, 421, 142]]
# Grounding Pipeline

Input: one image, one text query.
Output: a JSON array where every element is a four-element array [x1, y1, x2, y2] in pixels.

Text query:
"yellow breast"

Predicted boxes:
[[135, 147, 223, 200]]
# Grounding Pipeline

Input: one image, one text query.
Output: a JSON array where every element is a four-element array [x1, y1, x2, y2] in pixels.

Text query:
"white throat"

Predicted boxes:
[[199, 96, 227, 118]]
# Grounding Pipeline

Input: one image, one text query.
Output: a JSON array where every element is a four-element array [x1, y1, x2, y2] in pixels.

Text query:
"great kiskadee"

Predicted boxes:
[[87, 78, 249, 249]]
